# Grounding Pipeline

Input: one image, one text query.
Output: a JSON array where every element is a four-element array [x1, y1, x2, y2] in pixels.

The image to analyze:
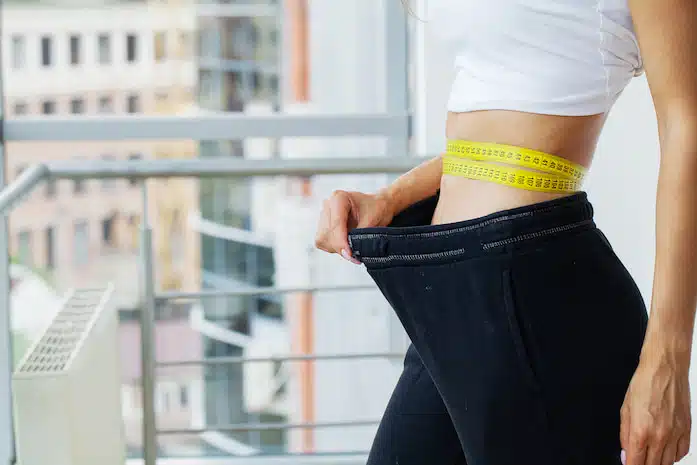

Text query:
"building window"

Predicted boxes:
[[128, 153, 142, 185], [155, 91, 168, 103], [154, 32, 166, 62], [269, 75, 279, 94], [18, 230, 32, 266], [69, 35, 81, 65], [41, 100, 56, 115], [40, 36, 52, 67], [126, 94, 139, 113], [74, 178, 85, 194], [102, 215, 116, 248], [198, 70, 220, 110], [179, 385, 188, 408], [45, 178, 57, 198], [13, 102, 28, 116], [97, 34, 111, 64], [252, 71, 262, 97], [70, 98, 84, 114], [170, 208, 185, 267], [126, 34, 138, 62], [248, 23, 259, 45], [160, 389, 171, 413], [11, 35, 25, 69], [73, 158, 85, 194], [98, 96, 113, 113], [73, 220, 89, 266], [177, 31, 190, 58], [45, 227, 55, 270], [101, 155, 116, 190]]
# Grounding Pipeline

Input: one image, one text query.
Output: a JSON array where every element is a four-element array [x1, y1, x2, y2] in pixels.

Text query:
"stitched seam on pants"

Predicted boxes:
[[350, 205, 562, 240]]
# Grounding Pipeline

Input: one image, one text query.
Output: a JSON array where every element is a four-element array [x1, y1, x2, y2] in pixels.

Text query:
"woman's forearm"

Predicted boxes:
[[645, 126, 697, 363], [379, 155, 443, 216]]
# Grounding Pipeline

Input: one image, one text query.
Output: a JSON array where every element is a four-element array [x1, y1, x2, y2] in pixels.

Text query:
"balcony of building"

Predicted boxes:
[[0, 0, 682, 465]]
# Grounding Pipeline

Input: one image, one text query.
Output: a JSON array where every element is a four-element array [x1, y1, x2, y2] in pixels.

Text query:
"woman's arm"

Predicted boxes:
[[621, 0, 697, 464], [379, 154, 443, 216]]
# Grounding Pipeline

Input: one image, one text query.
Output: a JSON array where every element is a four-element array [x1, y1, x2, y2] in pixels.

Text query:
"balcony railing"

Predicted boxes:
[[0, 112, 421, 465]]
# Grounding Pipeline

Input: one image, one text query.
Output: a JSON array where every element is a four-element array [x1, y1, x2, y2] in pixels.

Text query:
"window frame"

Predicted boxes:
[[69, 34, 81, 66], [126, 33, 138, 63], [40, 35, 53, 67], [97, 33, 111, 65]]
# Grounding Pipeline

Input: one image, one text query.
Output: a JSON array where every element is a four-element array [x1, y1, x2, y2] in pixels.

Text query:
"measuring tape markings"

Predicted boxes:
[[443, 140, 587, 193]]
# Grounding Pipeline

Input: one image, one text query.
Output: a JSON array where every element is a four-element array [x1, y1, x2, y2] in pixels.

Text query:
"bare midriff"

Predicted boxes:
[[433, 109, 608, 225]]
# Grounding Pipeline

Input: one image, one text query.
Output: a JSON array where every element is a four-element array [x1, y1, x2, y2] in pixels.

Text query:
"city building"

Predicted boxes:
[[191, 0, 411, 456], [2, 0, 199, 303], [193, 0, 287, 454], [1, 0, 204, 457]]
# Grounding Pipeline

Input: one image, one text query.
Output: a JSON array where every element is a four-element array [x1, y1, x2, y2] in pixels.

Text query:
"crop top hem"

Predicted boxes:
[[445, 99, 612, 117]]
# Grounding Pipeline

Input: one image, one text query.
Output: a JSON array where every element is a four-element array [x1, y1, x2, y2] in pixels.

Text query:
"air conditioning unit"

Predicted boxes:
[[12, 286, 125, 465]]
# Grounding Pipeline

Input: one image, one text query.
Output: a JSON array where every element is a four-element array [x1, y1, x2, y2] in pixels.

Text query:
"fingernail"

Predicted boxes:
[[341, 249, 361, 265], [620, 449, 626, 465]]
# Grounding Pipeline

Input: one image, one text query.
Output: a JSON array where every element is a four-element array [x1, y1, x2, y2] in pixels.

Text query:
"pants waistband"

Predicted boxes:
[[348, 192, 595, 267]]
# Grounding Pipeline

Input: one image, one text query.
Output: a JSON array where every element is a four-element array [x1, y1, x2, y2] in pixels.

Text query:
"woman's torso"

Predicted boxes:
[[428, 0, 643, 225], [434, 111, 606, 224]]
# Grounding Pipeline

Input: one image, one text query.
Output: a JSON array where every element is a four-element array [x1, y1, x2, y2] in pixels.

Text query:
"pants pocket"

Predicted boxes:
[[501, 268, 541, 392]]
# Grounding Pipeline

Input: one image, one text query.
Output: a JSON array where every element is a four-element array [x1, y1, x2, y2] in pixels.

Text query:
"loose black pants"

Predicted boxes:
[[348, 192, 648, 465]]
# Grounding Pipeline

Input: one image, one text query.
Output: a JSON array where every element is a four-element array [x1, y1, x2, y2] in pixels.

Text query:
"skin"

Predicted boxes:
[[315, 1, 697, 463]]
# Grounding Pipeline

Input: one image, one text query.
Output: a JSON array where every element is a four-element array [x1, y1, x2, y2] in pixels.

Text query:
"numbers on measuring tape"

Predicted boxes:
[[442, 156, 581, 194], [445, 140, 587, 183], [443, 140, 585, 193]]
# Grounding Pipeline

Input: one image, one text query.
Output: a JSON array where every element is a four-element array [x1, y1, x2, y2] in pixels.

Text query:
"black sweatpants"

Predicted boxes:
[[348, 192, 648, 465]]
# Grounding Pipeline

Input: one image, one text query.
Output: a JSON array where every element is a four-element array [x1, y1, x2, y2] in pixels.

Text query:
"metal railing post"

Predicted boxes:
[[0, 24, 17, 462], [138, 182, 158, 465], [0, 159, 15, 465]]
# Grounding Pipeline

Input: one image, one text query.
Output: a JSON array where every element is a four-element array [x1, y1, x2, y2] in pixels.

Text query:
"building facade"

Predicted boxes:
[[1, 0, 204, 457], [193, 0, 287, 455], [2, 0, 200, 302]]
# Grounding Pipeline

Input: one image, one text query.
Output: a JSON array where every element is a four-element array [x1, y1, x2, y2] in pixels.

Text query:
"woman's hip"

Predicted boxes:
[[348, 190, 647, 370]]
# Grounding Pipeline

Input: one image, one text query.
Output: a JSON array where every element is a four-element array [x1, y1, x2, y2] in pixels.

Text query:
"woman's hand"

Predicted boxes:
[[620, 339, 691, 465], [314, 190, 395, 263]]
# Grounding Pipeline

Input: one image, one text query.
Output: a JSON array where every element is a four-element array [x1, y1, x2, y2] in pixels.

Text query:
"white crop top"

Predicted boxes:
[[427, 0, 644, 116]]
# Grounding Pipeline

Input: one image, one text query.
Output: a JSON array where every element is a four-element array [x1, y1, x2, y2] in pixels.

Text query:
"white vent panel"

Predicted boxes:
[[13, 286, 125, 465]]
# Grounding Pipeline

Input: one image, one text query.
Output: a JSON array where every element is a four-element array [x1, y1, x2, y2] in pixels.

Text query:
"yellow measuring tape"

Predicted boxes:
[[443, 140, 587, 193]]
